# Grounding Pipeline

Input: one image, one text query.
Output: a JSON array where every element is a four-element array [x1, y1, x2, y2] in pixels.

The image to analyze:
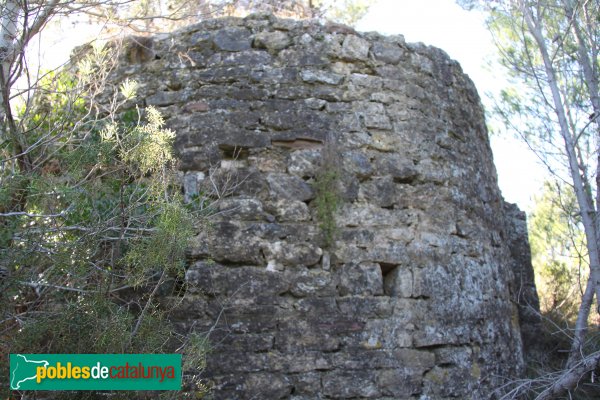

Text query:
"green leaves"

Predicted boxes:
[[1, 61, 197, 383], [119, 78, 139, 101], [488, 0, 597, 145], [121, 106, 176, 175], [317, 0, 375, 26], [124, 203, 194, 287], [529, 181, 587, 322]]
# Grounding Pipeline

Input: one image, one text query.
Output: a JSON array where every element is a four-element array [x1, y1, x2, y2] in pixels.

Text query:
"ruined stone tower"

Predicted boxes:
[[107, 14, 539, 399]]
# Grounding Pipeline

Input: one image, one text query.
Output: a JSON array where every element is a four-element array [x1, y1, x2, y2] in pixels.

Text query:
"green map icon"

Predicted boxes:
[[9, 353, 181, 390], [10, 354, 49, 390]]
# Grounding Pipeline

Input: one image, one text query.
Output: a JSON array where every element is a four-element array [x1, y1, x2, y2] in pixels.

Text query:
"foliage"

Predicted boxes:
[[315, 0, 375, 25], [95, 0, 374, 32], [121, 106, 176, 175], [526, 182, 600, 400], [0, 44, 208, 398], [125, 203, 194, 287], [486, 3, 596, 184], [529, 181, 587, 322]]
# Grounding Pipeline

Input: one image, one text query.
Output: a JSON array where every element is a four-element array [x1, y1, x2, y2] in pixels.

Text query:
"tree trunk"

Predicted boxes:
[[0, 0, 19, 122], [562, 2, 600, 297], [522, 1, 600, 370]]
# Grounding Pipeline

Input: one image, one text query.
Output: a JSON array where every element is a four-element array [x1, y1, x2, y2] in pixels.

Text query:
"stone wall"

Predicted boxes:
[[107, 14, 538, 399]]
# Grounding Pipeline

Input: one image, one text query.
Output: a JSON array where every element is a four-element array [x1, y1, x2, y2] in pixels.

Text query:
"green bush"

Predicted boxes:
[[0, 47, 209, 399]]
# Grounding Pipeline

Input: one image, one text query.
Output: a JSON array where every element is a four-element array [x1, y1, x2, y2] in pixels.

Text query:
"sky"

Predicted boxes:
[[33, 0, 548, 211]]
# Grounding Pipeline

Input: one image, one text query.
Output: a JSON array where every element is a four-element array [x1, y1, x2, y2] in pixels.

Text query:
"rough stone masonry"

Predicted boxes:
[[106, 13, 540, 399]]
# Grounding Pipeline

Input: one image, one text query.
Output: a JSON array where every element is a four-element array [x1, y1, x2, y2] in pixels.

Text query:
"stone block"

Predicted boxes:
[[253, 31, 291, 51], [275, 320, 340, 352], [349, 73, 383, 89], [186, 262, 290, 298], [211, 49, 272, 66], [205, 222, 265, 265], [266, 173, 315, 201], [341, 34, 371, 61], [216, 333, 275, 353], [342, 150, 374, 179], [300, 69, 344, 85], [336, 262, 383, 296], [267, 199, 311, 222], [358, 176, 396, 208], [213, 27, 252, 51], [263, 241, 322, 267], [289, 270, 335, 297], [287, 149, 321, 178], [205, 352, 268, 374], [245, 373, 293, 399], [371, 41, 404, 64], [354, 101, 392, 130], [217, 197, 266, 221], [423, 366, 473, 397], [289, 372, 322, 395], [377, 368, 422, 397], [336, 296, 393, 318], [268, 351, 331, 373], [322, 370, 380, 398]]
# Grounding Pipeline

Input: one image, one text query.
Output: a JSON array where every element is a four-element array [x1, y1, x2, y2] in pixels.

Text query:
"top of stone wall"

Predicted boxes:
[[116, 12, 482, 122]]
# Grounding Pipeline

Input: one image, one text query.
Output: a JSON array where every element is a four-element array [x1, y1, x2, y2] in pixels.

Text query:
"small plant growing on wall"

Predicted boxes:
[[312, 137, 342, 249]]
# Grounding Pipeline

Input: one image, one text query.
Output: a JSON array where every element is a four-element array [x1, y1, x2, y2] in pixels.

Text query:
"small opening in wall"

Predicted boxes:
[[379, 262, 396, 276], [380, 263, 397, 297], [393, 175, 416, 184], [219, 145, 249, 160], [271, 138, 324, 150]]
